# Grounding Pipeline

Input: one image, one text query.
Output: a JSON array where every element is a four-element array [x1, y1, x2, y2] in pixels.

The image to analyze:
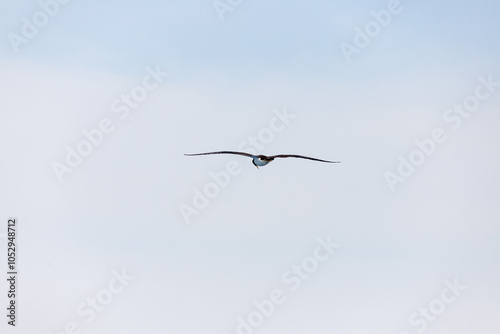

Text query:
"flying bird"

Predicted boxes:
[[184, 151, 340, 168]]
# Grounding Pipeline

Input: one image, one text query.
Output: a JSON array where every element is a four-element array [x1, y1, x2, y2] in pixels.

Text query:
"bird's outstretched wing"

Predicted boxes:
[[184, 151, 255, 158], [270, 154, 340, 163]]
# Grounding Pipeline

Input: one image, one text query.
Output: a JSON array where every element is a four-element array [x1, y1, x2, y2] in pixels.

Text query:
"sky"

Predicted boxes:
[[1, 0, 500, 333]]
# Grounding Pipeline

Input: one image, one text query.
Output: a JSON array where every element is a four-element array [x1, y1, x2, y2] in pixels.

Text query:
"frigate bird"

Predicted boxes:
[[184, 151, 340, 168]]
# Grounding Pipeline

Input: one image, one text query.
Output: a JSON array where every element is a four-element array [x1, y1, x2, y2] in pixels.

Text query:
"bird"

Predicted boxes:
[[184, 151, 340, 169]]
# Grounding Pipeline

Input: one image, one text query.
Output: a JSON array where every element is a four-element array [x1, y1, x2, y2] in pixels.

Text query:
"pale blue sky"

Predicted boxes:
[[2, 0, 499, 80], [1, 1, 499, 333]]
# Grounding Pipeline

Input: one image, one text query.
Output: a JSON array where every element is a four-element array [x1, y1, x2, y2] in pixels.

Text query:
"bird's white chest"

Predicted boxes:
[[253, 158, 270, 166]]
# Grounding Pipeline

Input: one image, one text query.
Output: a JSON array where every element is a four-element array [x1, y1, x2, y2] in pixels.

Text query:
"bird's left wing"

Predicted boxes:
[[270, 154, 340, 163]]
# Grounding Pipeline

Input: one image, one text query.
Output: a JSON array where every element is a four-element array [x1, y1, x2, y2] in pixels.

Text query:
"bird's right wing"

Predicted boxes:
[[184, 151, 255, 158]]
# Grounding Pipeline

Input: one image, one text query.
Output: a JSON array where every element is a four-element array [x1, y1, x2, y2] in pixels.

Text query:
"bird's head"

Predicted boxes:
[[252, 159, 259, 169]]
